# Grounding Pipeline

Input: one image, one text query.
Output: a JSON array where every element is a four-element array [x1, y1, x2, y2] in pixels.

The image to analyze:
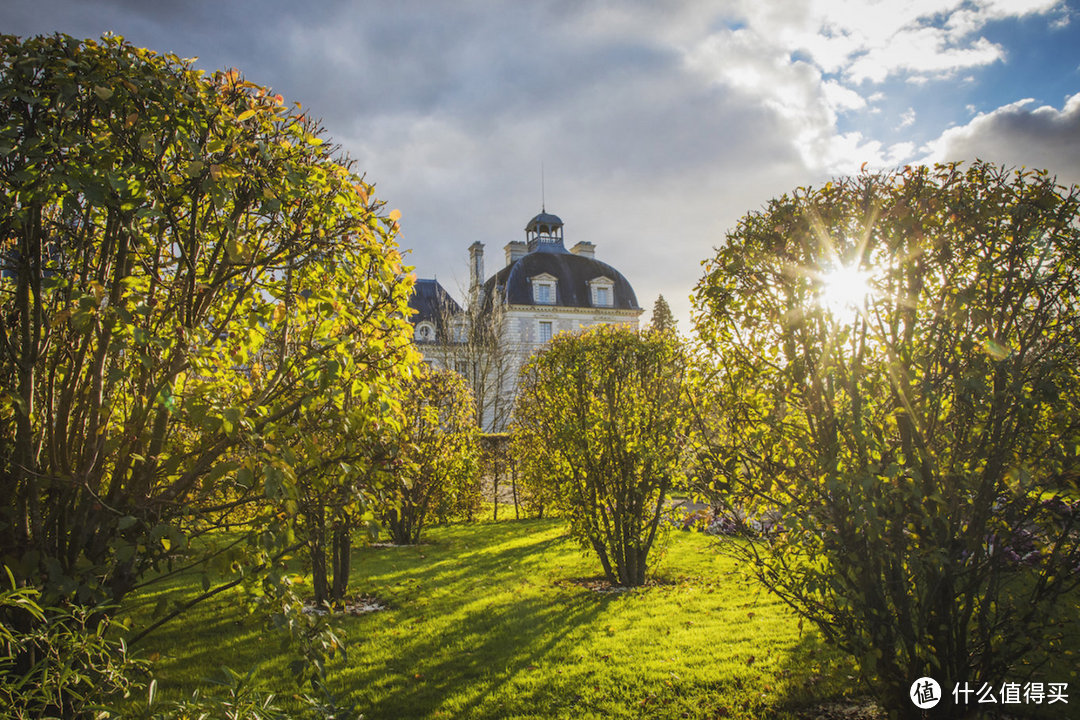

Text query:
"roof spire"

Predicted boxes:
[[541, 160, 545, 212]]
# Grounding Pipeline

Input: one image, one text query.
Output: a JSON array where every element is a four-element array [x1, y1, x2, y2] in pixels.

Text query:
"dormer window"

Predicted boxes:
[[530, 273, 557, 305], [588, 276, 615, 307], [414, 321, 436, 343]]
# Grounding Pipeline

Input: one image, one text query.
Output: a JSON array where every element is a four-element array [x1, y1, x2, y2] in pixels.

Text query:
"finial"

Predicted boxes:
[[541, 161, 545, 212]]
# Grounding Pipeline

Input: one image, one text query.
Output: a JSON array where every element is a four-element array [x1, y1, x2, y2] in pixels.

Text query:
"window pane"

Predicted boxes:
[[539, 321, 553, 342]]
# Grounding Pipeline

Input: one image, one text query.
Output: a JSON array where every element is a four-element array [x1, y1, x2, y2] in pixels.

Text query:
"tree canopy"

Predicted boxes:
[[0, 33, 417, 613], [378, 368, 480, 545], [693, 161, 1080, 718], [513, 325, 693, 586]]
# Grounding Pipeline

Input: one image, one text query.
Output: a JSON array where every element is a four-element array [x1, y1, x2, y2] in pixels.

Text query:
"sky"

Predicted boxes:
[[4, 0, 1080, 329]]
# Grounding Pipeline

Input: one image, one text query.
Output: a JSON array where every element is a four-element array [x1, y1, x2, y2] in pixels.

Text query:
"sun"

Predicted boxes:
[[818, 264, 872, 317]]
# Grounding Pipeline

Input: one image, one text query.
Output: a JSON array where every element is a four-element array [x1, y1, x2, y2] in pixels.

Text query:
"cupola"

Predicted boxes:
[[525, 210, 566, 252]]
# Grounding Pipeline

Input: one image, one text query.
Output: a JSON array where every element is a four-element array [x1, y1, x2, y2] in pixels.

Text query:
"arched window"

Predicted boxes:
[[414, 321, 436, 342]]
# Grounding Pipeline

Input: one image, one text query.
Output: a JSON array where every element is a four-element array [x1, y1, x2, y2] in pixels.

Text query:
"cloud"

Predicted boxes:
[[921, 94, 1080, 186], [845, 32, 1002, 84], [0, 0, 1073, 329], [726, 0, 1062, 84], [676, 0, 1066, 174]]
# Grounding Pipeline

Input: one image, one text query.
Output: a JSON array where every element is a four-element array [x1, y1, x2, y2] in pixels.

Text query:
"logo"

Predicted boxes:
[[911, 677, 942, 709]]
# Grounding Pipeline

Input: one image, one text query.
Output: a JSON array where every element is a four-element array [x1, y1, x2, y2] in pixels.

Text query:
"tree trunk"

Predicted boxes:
[[592, 540, 617, 585], [511, 463, 520, 520], [385, 508, 415, 545], [12, 204, 43, 573], [492, 453, 499, 521], [310, 507, 328, 605], [330, 523, 351, 603]]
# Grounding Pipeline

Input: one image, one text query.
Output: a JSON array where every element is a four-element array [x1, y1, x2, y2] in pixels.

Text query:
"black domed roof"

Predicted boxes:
[[482, 252, 639, 310]]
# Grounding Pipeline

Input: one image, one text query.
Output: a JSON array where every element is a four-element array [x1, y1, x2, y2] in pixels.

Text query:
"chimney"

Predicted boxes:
[[570, 241, 595, 259], [504, 241, 526, 266], [469, 242, 484, 291]]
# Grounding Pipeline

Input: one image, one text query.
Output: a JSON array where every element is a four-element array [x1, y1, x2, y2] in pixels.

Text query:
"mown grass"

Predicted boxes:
[[119, 519, 858, 719], [118, 518, 1080, 719]]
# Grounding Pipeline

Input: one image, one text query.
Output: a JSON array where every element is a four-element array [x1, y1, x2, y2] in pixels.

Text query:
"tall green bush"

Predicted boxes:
[[513, 325, 693, 586], [379, 368, 481, 544], [0, 32, 415, 711], [0, 32, 413, 605], [693, 162, 1080, 718]]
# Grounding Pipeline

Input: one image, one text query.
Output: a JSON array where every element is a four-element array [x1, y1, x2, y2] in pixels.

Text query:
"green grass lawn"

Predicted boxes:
[[121, 518, 862, 719], [119, 518, 1080, 720]]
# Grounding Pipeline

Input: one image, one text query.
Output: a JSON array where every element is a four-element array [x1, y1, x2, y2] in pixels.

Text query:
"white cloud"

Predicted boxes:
[[921, 94, 1080, 185], [979, 0, 1061, 19], [886, 141, 917, 165], [683, 26, 885, 173], [723, 0, 1061, 85], [846, 31, 1002, 83], [823, 80, 867, 112], [674, 0, 1065, 175]]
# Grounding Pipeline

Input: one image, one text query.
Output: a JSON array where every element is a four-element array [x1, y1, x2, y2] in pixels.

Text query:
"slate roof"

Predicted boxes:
[[408, 278, 462, 325], [481, 246, 640, 311], [525, 211, 564, 233]]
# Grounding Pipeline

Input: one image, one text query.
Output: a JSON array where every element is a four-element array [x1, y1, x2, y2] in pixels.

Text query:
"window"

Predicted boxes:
[[531, 273, 557, 305], [538, 321, 553, 343], [414, 321, 435, 342], [589, 276, 615, 307]]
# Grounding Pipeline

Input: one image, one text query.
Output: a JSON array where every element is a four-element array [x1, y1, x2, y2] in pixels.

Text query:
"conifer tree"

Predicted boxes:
[[650, 294, 676, 333]]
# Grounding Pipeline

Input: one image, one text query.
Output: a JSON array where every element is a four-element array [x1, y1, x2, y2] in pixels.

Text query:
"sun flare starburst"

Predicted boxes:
[[818, 264, 872, 317]]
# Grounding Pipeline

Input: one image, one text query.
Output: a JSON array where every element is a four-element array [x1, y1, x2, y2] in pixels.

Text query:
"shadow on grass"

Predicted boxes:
[[346, 592, 616, 720], [334, 519, 618, 719], [130, 519, 887, 719], [771, 630, 874, 719], [118, 519, 579, 705], [362, 520, 572, 591]]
